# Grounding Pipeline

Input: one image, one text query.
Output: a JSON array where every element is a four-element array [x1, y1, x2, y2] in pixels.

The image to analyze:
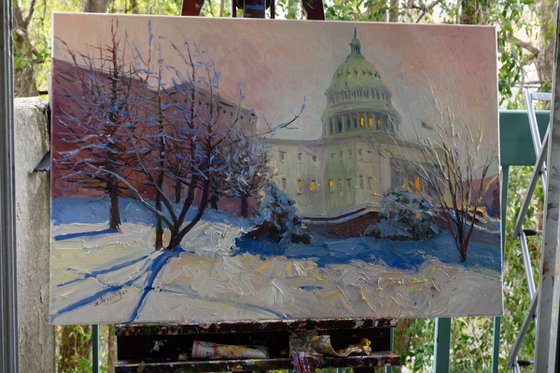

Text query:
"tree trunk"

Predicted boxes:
[[393, 319, 413, 360], [174, 180, 182, 203], [107, 325, 116, 372], [108, 178, 121, 231], [83, 0, 111, 13], [166, 183, 211, 250], [536, 0, 556, 90], [388, 0, 398, 22], [12, 2, 38, 97], [155, 194, 163, 250], [241, 195, 249, 217], [129, 0, 139, 13], [211, 194, 219, 210]]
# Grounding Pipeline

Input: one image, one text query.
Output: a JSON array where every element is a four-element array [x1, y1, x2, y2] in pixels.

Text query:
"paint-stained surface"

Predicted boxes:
[[50, 13, 501, 324]]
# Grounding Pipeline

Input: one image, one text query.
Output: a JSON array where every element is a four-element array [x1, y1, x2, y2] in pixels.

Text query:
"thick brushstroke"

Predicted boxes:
[[57, 254, 150, 288], [53, 228, 118, 241], [50, 251, 166, 322], [160, 286, 290, 319], [127, 249, 182, 322]]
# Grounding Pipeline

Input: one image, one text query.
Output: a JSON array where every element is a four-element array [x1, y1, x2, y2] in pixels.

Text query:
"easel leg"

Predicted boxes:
[[433, 318, 451, 373]]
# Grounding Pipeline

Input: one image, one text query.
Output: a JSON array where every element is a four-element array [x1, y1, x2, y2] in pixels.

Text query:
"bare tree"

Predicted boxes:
[[371, 105, 496, 262], [54, 23, 135, 231], [413, 120, 493, 262], [107, 38, 255, 251]]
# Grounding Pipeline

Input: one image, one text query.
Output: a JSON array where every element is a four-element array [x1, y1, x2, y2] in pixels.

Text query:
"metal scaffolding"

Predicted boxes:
[[507, 3, 560, 370]]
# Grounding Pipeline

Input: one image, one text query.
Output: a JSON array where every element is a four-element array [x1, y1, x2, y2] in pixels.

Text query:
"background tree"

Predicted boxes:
[[83, 0, 111, 12], [12, 0, 40, 96]]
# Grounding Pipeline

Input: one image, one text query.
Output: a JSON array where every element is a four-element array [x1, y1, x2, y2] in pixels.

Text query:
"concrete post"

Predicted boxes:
[[14, 97, 56, 372]]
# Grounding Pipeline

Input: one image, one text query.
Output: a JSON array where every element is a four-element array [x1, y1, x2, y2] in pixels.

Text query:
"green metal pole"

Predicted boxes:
[[433, 317, 451, 373], [92, 325, 99, 373], [491, 165, 509, 373], [385, 326, 394, 373]]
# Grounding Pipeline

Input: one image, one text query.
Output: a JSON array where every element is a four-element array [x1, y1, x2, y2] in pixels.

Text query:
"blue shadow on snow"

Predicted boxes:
[[53, 228, 118, 241], [235, 231, 501, 272]]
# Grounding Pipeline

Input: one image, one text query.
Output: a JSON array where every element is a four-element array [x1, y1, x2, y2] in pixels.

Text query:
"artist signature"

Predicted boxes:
[[94, 289, 127, 306]]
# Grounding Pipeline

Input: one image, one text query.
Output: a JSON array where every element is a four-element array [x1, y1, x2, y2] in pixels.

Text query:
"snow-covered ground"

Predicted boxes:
[[50, 199, 502, 324]]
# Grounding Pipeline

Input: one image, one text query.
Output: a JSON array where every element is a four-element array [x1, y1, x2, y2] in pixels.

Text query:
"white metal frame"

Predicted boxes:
[[507, 32, 560, 368]]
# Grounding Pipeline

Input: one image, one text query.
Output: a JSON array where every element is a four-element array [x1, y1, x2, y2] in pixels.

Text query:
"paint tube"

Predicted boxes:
[[191, 340, 269, 359]]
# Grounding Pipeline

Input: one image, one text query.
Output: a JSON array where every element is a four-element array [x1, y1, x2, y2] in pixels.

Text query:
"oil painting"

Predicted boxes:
[[50, 13, 501, 324]]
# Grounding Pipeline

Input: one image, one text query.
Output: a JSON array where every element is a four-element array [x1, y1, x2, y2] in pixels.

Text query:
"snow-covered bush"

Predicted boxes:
[[365, 190, 440, 240], [246, 181, 310, 248]]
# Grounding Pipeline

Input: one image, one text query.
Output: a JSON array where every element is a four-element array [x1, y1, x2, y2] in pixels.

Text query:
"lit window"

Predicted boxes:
[[368, 117, 373, 128], [414, 176, 421, 193], [297, 179, 303, 193], [329, 179, 334, 191], [310, 179, 317, 191], [360, 116, 365, 127], [377, 119, 381, 128]]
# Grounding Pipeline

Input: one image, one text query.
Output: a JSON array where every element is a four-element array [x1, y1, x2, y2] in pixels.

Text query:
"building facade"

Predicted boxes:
[[266, 30, 420, 217]]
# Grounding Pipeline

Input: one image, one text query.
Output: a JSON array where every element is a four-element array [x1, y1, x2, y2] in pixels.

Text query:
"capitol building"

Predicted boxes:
[[266, 30, 424, 218]]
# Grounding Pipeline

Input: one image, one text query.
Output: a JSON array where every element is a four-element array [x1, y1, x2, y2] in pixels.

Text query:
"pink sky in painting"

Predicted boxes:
[[53, 14, 497, 147]]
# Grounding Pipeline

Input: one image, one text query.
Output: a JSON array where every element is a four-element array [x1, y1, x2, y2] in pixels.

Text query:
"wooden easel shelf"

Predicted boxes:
[[115, 354, 400, 372], [115, 319, 399, 372]]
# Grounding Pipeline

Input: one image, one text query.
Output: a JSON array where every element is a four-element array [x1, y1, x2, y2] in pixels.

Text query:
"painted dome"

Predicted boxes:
[[322, 29, 400, 138], [326, 29, 387, 96]]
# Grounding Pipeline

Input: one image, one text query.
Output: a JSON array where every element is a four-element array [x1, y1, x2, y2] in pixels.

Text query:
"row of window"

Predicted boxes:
[[280, 175, 374, 194], [328, 88, 389, 105], [327, 113, 397, 135], [330, 148, 373, 160], [278, 148, 374, 163], [334, 68, 380, 80], [278, 151, 318, 162]]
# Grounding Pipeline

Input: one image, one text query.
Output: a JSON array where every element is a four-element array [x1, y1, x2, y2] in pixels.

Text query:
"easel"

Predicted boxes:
[[114, 1, 400, 372]]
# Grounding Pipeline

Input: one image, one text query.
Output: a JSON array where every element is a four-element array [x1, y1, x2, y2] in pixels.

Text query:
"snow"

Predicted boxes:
[[50, 197, 502, 324]]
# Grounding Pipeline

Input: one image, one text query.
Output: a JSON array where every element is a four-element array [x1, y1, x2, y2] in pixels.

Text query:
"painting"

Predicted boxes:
[[50, 13, 501, 324]]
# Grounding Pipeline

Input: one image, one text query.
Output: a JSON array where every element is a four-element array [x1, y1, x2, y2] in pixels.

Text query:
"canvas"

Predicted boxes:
[[50, 13, 501, 324]]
